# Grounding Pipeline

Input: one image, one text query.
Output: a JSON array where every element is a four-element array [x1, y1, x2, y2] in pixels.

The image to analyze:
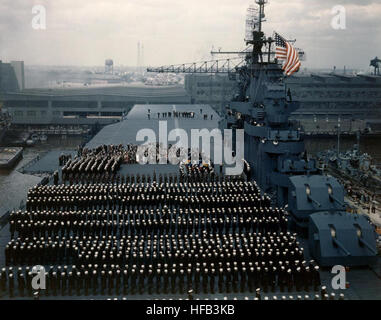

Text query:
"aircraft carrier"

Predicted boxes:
[[0, 0, 379, 302]]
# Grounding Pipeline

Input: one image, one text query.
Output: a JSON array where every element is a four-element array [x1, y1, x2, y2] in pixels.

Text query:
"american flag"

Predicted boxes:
[[275, 32, 301, 77]]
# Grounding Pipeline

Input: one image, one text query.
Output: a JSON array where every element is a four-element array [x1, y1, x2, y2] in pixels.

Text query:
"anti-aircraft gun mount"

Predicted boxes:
[[147, 0, 378, 267]]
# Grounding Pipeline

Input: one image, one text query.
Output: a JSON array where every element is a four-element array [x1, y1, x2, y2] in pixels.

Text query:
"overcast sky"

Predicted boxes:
[[0, 0, 380, 70]]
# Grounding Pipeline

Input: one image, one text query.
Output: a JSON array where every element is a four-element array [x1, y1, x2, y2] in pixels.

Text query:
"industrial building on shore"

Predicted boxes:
[[185, 72, 381, 135], [1, 85, 190, 126], [0, 60, 25, 92]]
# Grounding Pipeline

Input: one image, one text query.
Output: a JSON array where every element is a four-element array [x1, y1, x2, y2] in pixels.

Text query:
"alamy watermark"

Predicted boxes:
[[135, 121, 245, 175], [331, 5, 346, 30], [29, 264, 347, 292], [32, 5, 46, 30], [31, 265, 46, 290], [331, 265, 346, 290]]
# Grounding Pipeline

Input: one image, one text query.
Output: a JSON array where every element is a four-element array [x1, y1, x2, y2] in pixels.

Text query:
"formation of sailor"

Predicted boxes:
[[60, 144, 224, 185], [1, 177, 326, 298], [155, 111, 196, 119], [0, 258, 324, 298], [172, 112, 194, 118], [0, 140, 328, 299], [24, 181, 276, 212], [60, 144, 144, 184], [179, 162, 215, 182], [62, 145, 125, 179]]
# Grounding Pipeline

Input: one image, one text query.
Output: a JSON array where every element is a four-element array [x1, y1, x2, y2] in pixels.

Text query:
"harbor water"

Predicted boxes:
[[0, 136, 85, 214]]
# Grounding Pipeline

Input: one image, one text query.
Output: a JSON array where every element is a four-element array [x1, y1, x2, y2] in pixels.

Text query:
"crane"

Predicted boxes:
[[146, 57, 246, 74]]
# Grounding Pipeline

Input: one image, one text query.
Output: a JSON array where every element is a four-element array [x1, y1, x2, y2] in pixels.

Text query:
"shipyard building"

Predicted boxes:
[[0, 60, 25, 92], [1, 85, 190, 127], [185, 73, 381, 134], [287, 73, 381, 133]]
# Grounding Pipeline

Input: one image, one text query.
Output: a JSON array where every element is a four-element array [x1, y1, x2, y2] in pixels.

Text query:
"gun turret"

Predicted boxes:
[[332, 238, 351, 256]]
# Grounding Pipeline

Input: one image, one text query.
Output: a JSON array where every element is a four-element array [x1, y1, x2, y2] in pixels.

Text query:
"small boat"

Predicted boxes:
[[31, 133, 40, 142], [0, 147, 23, 169], [40, 134, 48, 143], [26, 139, 35, 146]]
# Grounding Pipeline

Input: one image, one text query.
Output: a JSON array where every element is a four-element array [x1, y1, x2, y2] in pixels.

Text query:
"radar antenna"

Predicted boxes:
[[245, 4, 259, 42]]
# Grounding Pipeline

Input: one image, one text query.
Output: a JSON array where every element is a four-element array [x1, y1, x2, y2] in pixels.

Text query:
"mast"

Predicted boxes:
[[257, 0, 266, 33], [246, 0, 268, 64]]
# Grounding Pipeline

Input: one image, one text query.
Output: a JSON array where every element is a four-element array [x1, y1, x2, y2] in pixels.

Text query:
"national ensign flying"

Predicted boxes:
[[275, 32, 301, 76]]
